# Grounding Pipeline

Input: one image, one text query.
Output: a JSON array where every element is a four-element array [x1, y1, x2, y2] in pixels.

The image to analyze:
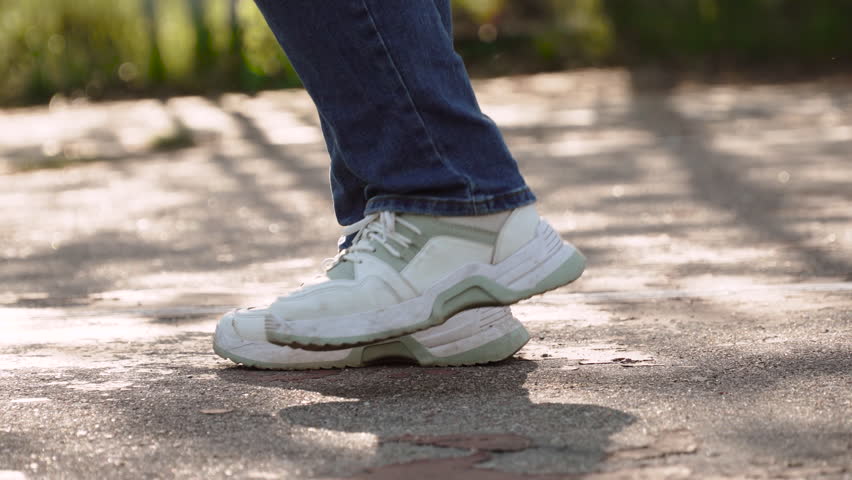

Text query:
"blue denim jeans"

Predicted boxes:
[[253, 0, 536, 226]]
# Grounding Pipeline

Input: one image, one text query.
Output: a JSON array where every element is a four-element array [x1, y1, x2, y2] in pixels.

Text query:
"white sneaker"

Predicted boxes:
[[213, 307, 529, 370], [231, 205, 584, 350]]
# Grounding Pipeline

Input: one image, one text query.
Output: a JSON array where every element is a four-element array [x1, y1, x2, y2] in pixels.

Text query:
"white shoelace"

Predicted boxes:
[[323, 212, 422, 270]]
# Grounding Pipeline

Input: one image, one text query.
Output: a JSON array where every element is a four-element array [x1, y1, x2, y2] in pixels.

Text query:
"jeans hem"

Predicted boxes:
[[363, 186, 536, 216]]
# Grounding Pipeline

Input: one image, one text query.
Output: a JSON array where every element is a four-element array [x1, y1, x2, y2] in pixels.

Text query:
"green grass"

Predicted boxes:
[[1, 0, 850, 107], [149, 124, 196, 152], [9, 123, 196, 174], [12, 155, 108, 173]]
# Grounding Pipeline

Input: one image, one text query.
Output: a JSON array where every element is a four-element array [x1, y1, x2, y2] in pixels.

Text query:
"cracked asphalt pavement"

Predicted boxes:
[[1, 70, 851, 479]]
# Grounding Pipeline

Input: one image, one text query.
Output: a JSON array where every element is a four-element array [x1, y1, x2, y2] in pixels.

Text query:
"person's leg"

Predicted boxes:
[[325, 0, 455, 229], [321, 115, 367, 227], [217, 0, 584, 352], [432, 0, 454, 37], [253, 0, 535, 218]]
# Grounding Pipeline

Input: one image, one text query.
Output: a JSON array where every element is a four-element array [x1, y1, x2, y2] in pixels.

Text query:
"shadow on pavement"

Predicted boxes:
[[621, 73, 852, 278], [217, 360, 636, 478]]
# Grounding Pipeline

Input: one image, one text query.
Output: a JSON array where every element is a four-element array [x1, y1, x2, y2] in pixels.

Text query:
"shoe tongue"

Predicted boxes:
[[325, 259, 355, 280]]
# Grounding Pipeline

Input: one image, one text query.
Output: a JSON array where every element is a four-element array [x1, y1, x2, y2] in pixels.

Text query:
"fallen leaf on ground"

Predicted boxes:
[[329, 452, 567, 480], [67, 381, 133, 391], [608, 429, 698, 460], [585, 465, 692, 480], [242, 371, 339, 382], [200, 408, 234, 415], [383, 433, 532, 452], [580, 357, 658, 366]]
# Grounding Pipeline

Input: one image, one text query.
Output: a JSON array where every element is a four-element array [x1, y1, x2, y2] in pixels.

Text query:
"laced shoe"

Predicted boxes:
[[213, 306, 528, 370], [231, 204, 585, 350]]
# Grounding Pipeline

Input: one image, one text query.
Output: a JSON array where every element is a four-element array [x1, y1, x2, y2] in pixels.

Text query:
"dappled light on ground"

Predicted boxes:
[[1, 70, 850, 478]]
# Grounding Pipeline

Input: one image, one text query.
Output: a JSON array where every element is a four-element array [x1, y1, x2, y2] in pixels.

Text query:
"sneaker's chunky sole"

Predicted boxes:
[[213, 307, 529, 370], [267, 220, 584, 350]]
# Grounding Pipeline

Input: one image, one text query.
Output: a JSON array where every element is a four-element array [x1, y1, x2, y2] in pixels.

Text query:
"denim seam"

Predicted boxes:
[[364, 185, 536, 216], [358, 0, 478, 210], [370, 185, 532, 205]]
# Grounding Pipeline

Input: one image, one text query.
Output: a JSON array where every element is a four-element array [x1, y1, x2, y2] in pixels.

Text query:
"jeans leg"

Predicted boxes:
[[253, 0, 536, 217], [433, 0, 453, 36], [321, 114, 368, 227], [329, 0, 454, 228]]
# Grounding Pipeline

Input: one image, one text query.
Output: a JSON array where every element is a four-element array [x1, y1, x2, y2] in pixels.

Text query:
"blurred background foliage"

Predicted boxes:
[[1, 0, 850, 106]]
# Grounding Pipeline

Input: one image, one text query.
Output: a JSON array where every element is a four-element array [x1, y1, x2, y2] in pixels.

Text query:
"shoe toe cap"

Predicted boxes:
[[217, 307, 270, 343], [213, 308, 355, 369]]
